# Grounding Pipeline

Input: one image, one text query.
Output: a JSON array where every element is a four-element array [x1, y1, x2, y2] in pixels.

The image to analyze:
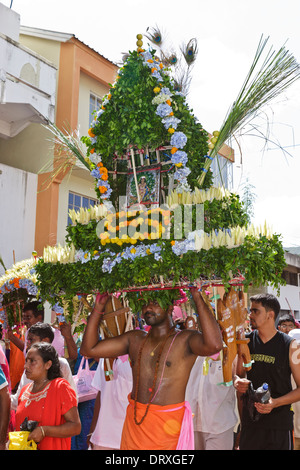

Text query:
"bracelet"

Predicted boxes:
[[40, 426, 45, 439]]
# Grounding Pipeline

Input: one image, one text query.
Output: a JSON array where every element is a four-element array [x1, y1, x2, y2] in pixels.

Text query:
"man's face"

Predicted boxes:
[[142, 301, 169, 327], [278, 321, 295, 334], [22, 310, 36, 328], [249, 301, 273, 330], [26, 332, 42, 351]]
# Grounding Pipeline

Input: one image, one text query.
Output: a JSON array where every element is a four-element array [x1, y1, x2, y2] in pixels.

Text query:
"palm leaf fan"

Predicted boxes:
[[39, 122, 91, 190], [0, 254, 6, 271], [198, 35, 300, 186]]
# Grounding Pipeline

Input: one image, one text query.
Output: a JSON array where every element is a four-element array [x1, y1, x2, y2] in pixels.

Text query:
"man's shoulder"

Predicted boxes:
[[126, 329, 147, 344]]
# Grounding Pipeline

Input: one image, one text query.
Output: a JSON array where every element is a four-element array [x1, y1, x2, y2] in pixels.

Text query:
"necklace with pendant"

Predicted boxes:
[[134, 326, 176, 426], [150, 341, 162, 356]]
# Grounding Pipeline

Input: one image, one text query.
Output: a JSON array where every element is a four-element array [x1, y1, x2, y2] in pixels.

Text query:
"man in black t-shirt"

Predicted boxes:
[[234, 293, 300, 450]]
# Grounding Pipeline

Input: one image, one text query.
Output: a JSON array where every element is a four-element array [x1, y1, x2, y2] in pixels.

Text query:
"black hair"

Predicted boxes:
[[277, 313, 295, 326], [30, 343, 62, 380], [250, 293, 281, 320], [23, 301, 44, 320], [28, 322, 54, 343]]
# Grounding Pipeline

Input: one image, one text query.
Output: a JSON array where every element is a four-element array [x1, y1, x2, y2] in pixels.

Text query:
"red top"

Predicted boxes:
[[16, 377, 77, 450]]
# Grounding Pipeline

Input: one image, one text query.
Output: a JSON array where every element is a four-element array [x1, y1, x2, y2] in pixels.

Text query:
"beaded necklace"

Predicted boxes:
[[133, 326, 177, 426]]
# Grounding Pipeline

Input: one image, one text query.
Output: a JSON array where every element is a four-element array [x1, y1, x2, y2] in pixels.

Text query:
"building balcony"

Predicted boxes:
[[0, 33, 56, 139]]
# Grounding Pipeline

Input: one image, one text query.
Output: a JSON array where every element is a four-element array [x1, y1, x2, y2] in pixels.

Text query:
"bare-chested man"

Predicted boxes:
[[80, 287, 222, 450]]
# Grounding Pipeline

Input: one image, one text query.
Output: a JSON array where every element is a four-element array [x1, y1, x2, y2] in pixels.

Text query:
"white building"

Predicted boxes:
[[249, 249, 300, 320], [0, 2, 56, 271]]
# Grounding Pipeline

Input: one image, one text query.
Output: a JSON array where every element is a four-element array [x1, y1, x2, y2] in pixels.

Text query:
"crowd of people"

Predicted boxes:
[[1, 290, 300, 451]]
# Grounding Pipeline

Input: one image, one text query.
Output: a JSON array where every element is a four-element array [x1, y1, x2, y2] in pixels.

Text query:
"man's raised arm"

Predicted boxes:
[[187, 288, 223, 357], [80, 293, 130, 359]]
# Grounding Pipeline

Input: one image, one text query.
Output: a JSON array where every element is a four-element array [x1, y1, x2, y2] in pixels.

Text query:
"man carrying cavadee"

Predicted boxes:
[[80, 287, 222, 450]]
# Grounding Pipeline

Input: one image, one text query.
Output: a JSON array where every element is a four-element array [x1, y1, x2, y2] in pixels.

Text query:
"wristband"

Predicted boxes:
[[40, 426, 45, 439], [93, 309, 104, 314]]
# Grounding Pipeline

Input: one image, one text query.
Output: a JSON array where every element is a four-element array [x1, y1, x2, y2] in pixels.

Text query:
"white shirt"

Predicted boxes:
[[289, 329, 300, 438], [11, 357, 77, 410], [90, 357, 132, 449], [185, 356, 238, 434]]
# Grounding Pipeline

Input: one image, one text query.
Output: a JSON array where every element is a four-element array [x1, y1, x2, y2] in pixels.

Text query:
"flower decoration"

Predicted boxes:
[[139, 50, 191, 192], [0, 257, 39, 328], [33, 34, 289, 319], [52, 302, 65, 324]]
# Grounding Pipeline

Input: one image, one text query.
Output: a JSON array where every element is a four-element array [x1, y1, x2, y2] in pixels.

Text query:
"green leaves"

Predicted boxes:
[[82, 48, 211, 196], [35, 232, 286, 313]]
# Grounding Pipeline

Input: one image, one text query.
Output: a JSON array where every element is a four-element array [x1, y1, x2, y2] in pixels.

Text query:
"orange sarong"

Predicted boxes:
[[120, 396, 194, 450]]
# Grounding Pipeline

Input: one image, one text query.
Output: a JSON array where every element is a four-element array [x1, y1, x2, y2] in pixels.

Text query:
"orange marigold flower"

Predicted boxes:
[[151, 220, 159, 227], [171, 147, 178, 154], [100, 232, 109, 240], [99, 186, 108, 194], [88, 128, 95, 138], [90, 148, 95, 154]]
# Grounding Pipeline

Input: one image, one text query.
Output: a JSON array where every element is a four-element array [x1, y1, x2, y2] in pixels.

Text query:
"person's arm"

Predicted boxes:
[[233, 353, 250, 429], [80, 293, 131, 359], [59, 322, 78, 361], [255, 339, 300, 414], [87, 391, 101, 449], [7, 329, 24, 351], [0, 385, 10, 450], [187, 288, 223, 357], [28, 406, 81, 443], [233, 353, 251, 394]]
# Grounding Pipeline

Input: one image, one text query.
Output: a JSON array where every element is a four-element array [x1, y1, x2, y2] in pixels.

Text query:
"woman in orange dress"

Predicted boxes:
[[15, 342, 81, 450]]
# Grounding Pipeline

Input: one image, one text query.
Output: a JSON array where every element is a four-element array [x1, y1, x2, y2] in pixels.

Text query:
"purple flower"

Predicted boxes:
[[170, 131, 187, 149], [162, 116, 181, 130], [152, 69, 163, 82], [171, 151, 188, 166], [156, 103, 172, 118], [91, 168, 101, 179]]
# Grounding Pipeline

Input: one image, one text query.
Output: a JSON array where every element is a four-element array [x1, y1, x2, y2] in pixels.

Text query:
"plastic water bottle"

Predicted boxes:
[[256, 383, 271, 404]]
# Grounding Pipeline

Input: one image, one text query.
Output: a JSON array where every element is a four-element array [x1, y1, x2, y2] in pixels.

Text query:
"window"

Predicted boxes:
[[281, 270, 299, 286], [89, 93, 102, 126], [68, 191, 98, 225]]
